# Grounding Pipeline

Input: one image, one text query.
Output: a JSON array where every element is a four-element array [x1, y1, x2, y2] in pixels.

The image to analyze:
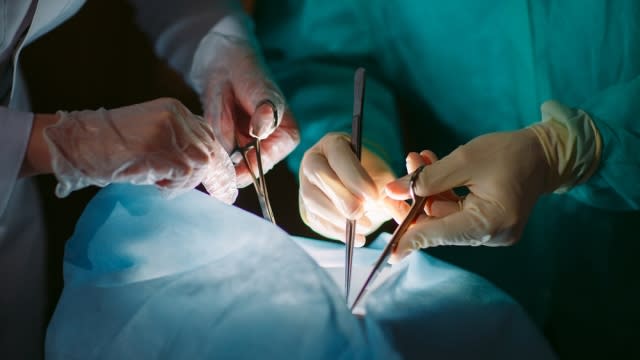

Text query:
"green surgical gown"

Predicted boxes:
[[254, 1, 640, 357]]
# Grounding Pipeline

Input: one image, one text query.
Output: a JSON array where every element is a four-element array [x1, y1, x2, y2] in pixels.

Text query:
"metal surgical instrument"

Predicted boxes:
[[350, 165, 428, 311], [345, 68, 366, 303], [237, 139, 276, 224], [232, 100, 278, 224]]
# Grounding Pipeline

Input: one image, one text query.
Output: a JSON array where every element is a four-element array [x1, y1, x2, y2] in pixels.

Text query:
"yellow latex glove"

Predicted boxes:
[[385, 100, 602, 263]]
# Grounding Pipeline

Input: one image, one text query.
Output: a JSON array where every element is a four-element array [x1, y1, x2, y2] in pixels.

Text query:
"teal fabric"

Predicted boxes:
[[254, 1, 640, 358], [254, 2, 404, 173]]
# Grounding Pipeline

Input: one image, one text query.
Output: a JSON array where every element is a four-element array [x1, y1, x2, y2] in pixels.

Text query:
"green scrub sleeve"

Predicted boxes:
[[569, 76, 640, 210], [270, 61, 405, 177]]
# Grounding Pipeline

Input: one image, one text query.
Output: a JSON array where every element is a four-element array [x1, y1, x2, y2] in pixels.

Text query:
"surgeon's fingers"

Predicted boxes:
[[380, 195, 411, 224], [234, 121, 299, 188], [406, 150, 437, 173], [392, 150, 457, 199], [415, 150, 460, 216], [386, 150, 459, 220], [424, 196, 461, 217], [249, 100, 282, 140], [300, 174, 374, 231], [299, 197, 367, 247], [389, 193, 507, 263], [385, 192, 460, 220], [387, 151, 462, 201], [321, 134, 378, 201], [387, 151, 434, 200], [302, 148, 366, 220], [233, 65, 286, 140], [387, 148, 470, 199], [380, 152, 433, 221]]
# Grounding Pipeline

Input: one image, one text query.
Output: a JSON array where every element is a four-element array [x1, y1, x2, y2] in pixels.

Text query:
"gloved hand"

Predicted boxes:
[[400, 150, 462, 218], [299, 133, 405, 246], [190, 14, 299, 188], [44, 98, 238, 203], [385, 100, 602, 263]]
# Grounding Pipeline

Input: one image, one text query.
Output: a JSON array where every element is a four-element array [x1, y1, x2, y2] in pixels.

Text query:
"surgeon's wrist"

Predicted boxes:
[[20, 113, 59, 177], [528, 100, 602, 193]]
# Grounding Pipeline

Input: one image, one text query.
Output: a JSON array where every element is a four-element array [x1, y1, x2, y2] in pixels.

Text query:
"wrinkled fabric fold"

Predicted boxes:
[[46, 185, 553, 359]]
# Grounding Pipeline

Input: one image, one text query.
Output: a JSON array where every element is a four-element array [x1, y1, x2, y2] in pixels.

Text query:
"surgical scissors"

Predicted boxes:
[[345, 68, 366, 303], [236, 139, 276, 224], [231, 100, 278, 224], [350, 165, 428, 311]]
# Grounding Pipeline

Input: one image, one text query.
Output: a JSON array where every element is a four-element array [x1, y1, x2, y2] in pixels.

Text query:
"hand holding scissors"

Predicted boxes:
[[230, 100, 280, 224], [351, 151, 460, 310]]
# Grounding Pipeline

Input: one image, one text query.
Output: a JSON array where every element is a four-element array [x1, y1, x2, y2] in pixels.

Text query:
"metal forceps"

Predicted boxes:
[[350, 165, 428, 311], [345, 68, 366, 303], [231, 100, 278, 224]]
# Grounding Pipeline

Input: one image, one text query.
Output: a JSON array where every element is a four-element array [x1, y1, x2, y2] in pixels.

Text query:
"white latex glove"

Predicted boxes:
[[44, 98, 237, 203], [299, 133, 405, 246], [385, 100, 602, 263], [190, 14, 299, 187]]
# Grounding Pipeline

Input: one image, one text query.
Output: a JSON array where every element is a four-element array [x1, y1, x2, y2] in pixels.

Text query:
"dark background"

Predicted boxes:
[[20, 0, 380, 321]]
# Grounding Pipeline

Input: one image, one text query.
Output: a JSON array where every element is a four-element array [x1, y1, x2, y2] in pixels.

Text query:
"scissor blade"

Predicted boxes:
[[349, 239, 392, 311], [350, 195, 428, 311], [256, 190, 275, 223], [237, 139, 276, 224], [345, 220, 357, 301], [254, 139, 276, 224]]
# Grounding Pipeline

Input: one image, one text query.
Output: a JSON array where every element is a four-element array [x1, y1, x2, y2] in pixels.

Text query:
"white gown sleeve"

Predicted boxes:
[[127, 0, 247, 79], [0, 106, 33, 215]]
